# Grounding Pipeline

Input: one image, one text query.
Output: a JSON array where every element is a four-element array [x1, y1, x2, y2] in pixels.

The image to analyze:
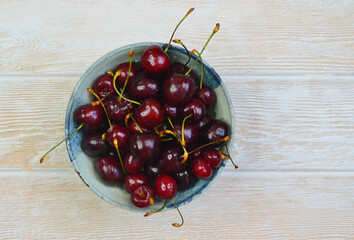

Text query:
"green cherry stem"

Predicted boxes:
[[224, 141, 238, 169], [87, 88, 112, 129], [144, 199, 168, 217], [171, 199, 184, 227], [119, 50, 135, 101], [113, 139, 126, 175], [113, 70, 141, 106], [185, 23, 220, 76], [172, 39, 191, 66], [189, 49, 204, 89], [164, 8, 195, 52], [40, 123, 83, 163], [181, 114, 192, 147]]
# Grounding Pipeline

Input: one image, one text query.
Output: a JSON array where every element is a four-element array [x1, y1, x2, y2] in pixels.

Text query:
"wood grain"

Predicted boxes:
[[0, 0, 353, 74], [1, 75, 353, 170], [0, 171, 352, 239]]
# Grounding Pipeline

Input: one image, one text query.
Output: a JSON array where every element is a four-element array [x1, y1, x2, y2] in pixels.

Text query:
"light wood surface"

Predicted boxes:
[[0, 0, 353, 239]]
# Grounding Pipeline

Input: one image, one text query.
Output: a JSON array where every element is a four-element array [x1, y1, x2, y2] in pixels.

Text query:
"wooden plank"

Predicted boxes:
[[1, 75, 353, 170], [0, 0, 353, 74], [0, 171, 352, 239]]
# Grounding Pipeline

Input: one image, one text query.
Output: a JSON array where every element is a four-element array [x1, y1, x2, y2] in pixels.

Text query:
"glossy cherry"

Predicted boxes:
[[197, 86, 216, 109], [144, 163, 163, 181], [74, 104, 104, 130], [130, 72, 160, 99], [191, 157, 213, 179], [81, 132, 108, 157], [181, 98, 206, 122], [104, 94, 132, 122], [128, 121, 151, 134], [196, 113, 212, 131], [106, 124, 130, 148], [174, 168, 197, 190], [96, 156, 124, 184], [134, 98, 165, 129], [124, 151, 144, 173], [131, 185, 155, 208], [116, 62, 139, 87], [141, 45, 170, 74], [154, 174, 177, 199], [162, 103, 179, 120], [163, 73, 195, 105], [129, 133, 161, 162], [93, 74, 115, 99], [202, 148, 222, 168], [168, 62, 196, 80], [157, 145, 183, 173], [203, 120, 229, 146], [174, 121, 199, 150], [124, 172, 149, 193]]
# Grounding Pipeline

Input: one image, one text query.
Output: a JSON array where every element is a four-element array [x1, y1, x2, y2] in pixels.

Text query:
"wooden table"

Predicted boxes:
[[1, 1, 353, 239]]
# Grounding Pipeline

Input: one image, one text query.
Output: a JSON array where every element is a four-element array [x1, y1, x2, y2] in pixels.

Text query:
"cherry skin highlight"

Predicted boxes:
[[202, 148, 222, 168], [124, 151, 144, 173], [134, 98, 165, 129], [154, 174, 177, 200], [124, 172, 149, 193], [163, 73, 195, 105], [191, 157, 213, 179], [106, 124, 130, 148], [74, 104, 104, 130], [96, 156, 124, 185], [141, 45, 170, 74]]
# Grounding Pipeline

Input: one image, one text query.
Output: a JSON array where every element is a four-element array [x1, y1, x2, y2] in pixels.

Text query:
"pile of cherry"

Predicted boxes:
[[40, 8, 236, 227]]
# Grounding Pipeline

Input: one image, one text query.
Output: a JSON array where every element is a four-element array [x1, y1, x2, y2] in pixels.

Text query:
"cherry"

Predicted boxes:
[[131, 185, 155, 208], [188, 144, 202, 159], [141, 45, 170, 74], [163, 73, 195, 105], [157, 145, 183, 173], [74, 104, 104, 130], [168, 62, 196, 80], [174, 168, 197, 190], [104, 94, 132, 122], [124, 151, 144, 173], [203, 120, 229, 146], [181, 98, 206, 122], [93, 74, 115, 99], [154, 174, 177, 199], [81, 132, 108, 157], [134, 98, 165, 129], [202, 148, 222, 168], [129, 133, 161, 162], [162, 103, 179, 120], [128, 121, 151, 134], [116, 62, 139, 87], [191, 157, 213, 179], [197, 86, 216, 109], [130, 72, 160, 99], [96, 156, 124, 184], [106, 124, 130, 148], [144, 163, 163, 181], [124, 172, 149, 193], [174, 121, 199, 150], [196, 113, 212, 131]]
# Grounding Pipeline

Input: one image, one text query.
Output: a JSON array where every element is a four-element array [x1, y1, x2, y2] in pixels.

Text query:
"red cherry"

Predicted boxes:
[[154, 174, 177, 200], [157, 145, 183, 173], [116, 62, 139, 87], [162, 103, 179, 120], [163, 73, 195, 105], [134, 98, 165, 129], [131, 185, 155, 208], [141, 45, 170, 74], [197, 86, 216, 109], [203, 120, 229, 146], [202, 148, 222, 168], [96, 157, 124, 185], [104, 94, 132, 122], [128, 121, 151, 134], [81, 132, 108, 157], [124, 172, 149, 193], [181, 98, 206, 122], [124, 151, 144, 173], [74, 104, 104, 130], [191, 157, 213, 179], [129, 133, 161, 162], [93, 74, 115, 99], [130, 72, 160, 99], [106, 124, 130, 148]]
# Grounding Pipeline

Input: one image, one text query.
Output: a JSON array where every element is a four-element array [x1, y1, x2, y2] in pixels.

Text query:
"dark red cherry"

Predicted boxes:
[[144, 163, 163, 181], [168, 62, 196, 80], [81, 132, 108, 157], [181, 98, 206, 122], [196, 113, 212, 131], [124, 172, 149, 193], [174, 121, 199, 150], [107, 147, 127, 158], [191, 157, 213, 179], [116, 62, 139, 87], [129, 133, 161, 162], [154, 174, 177, 200], [202, 148, 222, 168], [131, 185, 155, 208], [203, 120, 229, 146], [75, 104, 104, 130], [96, 156, 124, 185], [124, 151, 144, 173], [106, 124, 130, 148], [197, 86, 216, 109], [141, 45, 170, 74], [174, 168, 197, 190], [93, 74, 115, 99], [134, 98, 165, 129], [128, 121, 151, 134], [104, 94, 132, 122], [157, 145, 183, 173], [163, 73, 195, 105], [130, 72, 160, 99], [189, 144, 202, 160], [162, 103, 179, 120]]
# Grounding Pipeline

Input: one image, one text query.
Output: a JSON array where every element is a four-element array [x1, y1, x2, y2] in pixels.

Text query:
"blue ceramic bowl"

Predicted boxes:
[[65, 42, 235, 212]]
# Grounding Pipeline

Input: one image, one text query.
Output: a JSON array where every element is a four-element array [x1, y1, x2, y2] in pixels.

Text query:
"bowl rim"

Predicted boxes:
[[65, 42, 235, 211]]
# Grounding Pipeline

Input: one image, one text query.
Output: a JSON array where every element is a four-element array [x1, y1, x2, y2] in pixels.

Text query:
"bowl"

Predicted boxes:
[[65, 42, 235, 212]]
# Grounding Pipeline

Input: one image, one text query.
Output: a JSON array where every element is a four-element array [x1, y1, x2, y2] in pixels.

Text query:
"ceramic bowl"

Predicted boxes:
[[65, 42, 235, 212]]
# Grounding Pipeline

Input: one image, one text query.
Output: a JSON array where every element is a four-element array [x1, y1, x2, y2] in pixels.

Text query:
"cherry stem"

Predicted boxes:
[[144, 199, 167, 217], [113, 70, 141, 106], [185, 23, 220, 76], [187, 136, 230, 156], [224, 141, 238, 169], [171, 199, 184, 227], [190, 49, 204, 89], [167, 117, 181, 142], [165, 8, 195, 52], [87, 88, 112, 129], [181, 114, 192, 147], [113, 139, 126, 175], [119, 51, 135, 101], [105, 70, 114, 77], [161, 137, 173, 142], [172, 39, 191, 67], [40, 123, 83, 163]]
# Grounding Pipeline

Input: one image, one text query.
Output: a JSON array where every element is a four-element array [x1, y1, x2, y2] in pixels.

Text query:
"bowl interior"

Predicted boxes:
[[65, 42, 235, 212]]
